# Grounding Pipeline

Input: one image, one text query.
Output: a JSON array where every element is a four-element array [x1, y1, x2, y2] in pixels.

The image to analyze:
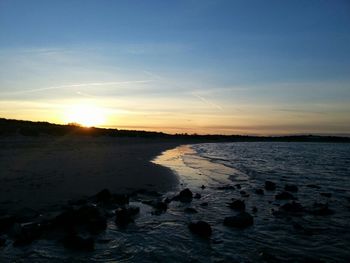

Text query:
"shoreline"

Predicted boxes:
[[0, 136, 189, 214]]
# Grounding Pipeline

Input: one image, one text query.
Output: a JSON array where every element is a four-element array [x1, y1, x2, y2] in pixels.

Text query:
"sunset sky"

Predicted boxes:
[[1, 0, 349, 135]]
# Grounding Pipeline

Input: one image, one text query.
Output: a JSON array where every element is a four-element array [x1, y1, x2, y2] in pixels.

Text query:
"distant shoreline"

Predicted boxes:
[[1, 117, 350, 143]]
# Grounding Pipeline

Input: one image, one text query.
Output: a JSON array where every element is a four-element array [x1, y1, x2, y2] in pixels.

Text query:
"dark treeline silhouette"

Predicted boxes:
[[1, 118, 349, 143]]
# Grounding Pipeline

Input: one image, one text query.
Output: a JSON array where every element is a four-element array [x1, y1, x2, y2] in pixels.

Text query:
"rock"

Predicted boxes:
[[235, 184, 241, 189], [174, 188, 193, 202], [184, 208, 198, 214], [115, 206, 140, 226], [200, 202, 208, 207], [13, 222, 43, 246], [0, 215, 16, 232], [309, 202, 334, 216], [320, 192, 332, 198], [142, 200, 168, 214], [194, 193, 201, 199], [188, 221, 212, 237], [252, 206, 258, 213], [68, 199, 87, 206], [255, 188, 264, 195], [112, 194, 129, 205], [265, 181, 276, 191], [240, 190, 250, 197], [227, 199, 245, 211], [224, 212, 254, 228], [306, 184, 321, 189], [95, 189, 112, 203], [284, 184, 298, 192], [279, 201, 304, 214], [134, 189, 161, 197], [88, 215, 107, 234], [63, 234, 94, 251], [0, 236, 5, 247], [275, 191, 296, 200], [54, 205, 106, 232], [200, 185, 206, 190], [217, 185, 235, 190]]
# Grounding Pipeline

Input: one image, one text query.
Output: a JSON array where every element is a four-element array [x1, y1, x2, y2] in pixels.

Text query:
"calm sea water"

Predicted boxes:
[[1, 142, 350, 262]]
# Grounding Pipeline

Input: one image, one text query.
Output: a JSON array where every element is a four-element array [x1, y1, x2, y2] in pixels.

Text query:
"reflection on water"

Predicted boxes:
[[2, 142, 350, 262]]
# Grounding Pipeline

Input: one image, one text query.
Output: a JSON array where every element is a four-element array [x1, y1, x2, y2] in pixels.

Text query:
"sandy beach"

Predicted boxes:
[[0, 136, 182, 213]]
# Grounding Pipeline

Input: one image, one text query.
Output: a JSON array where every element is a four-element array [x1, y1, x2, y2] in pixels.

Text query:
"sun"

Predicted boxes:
[[64, 103, 106, 127]]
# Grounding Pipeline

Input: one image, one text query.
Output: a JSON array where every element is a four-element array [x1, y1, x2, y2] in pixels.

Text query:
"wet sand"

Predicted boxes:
[[0, 136, 183, 213]]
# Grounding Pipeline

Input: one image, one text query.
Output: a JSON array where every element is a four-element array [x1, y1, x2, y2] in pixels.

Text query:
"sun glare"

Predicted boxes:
[[64, 104, 106, 127]]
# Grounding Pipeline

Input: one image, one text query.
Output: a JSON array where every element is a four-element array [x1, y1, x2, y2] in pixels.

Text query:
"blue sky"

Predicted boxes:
[[0, 0, 349, 134]]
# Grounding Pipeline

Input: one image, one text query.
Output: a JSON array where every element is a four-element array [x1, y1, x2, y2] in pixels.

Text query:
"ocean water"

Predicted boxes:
[[1, 142, 350, 262]]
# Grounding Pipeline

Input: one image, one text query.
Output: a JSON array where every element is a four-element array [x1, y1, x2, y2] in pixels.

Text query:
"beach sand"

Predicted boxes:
[[0, 136, 182, 213]]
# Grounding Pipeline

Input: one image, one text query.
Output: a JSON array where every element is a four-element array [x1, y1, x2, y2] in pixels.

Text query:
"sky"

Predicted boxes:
[[0, 0, 349, 135]]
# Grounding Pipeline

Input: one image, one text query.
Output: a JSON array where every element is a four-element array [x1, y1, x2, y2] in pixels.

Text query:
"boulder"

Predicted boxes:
[[0, 215, 16, 232], [174, 188, 193, 202], [194, 193, 202, 199], [113, 194, 129, 205], [275, 191, 296, 200], [284, 184, 298, 192], [115, 206, 140, 226], [265, 181, 276, 191], [255, 188, 264, 195], [184, 208, 198, 214], [200, 185, 206, 190], [279, 201, 304, 214], [240, 190, 250, 197], [188, 221, 212, 238], [227, 199, 245, 211], [13, 222, 43, 246], [320, 192, 332, 198], [95, 189, 112, 203], [224, 212, 254, 228], [309, 202, 334, 216]]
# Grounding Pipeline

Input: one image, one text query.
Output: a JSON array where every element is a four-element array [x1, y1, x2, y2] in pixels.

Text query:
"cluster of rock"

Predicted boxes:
[[0, 179, 339, 250]]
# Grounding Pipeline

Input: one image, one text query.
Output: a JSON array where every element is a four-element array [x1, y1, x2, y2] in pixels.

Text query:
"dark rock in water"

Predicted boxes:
[[174, 188, 193, 202], [224, 212, 254, 228], [200, 202, 209, 207], [284, 184, 298, 192], [143, 200, 168, 214], [134, 189, 161, 197], [95, 189, 112, 203], [194, 193, 202, 199], [240, 190, 250, 197], [292, 222, 314, 236], [275, 191, 296, 200], [217, 185, 235, 190], [88, 216, 107, 234], [113, 194, 129, 205], [0, 215, 16, 232], [255, 188, 264, 195], [13, 222, 43, 246], [115, 206, 140, 226], [252, 206, 258, 213], [184, 208, 198, 214], [68, 199, 87, 206], [235, 184, 241, 189], [200, 185, 206, 190], [309, 202, 334, 216], [228, 199, 245, 211], [279, 201, 304, 214], [188, 221, 212, 237], [320, 192, 332, 198], [306, 184, 321, 189], [265, 181, 276, 191], [63, 234, 94, 251], [0, 236, 5, 246], [54, 205, 106, 232]]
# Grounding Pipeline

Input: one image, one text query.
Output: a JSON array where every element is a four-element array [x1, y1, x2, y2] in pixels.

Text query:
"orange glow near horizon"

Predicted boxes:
[[63, 103, 107, 127]]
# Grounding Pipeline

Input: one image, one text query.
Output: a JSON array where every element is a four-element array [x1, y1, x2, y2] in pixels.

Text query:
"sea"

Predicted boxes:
[[1, 142, 350, 262]]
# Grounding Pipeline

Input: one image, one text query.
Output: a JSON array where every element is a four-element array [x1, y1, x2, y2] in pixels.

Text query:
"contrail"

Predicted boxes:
[[192, 92, 223, 111], [2, 80, 153, 95]]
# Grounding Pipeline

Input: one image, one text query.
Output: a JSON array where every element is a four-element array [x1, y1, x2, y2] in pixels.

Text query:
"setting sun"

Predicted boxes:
[[64, 104, 106, 127]]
